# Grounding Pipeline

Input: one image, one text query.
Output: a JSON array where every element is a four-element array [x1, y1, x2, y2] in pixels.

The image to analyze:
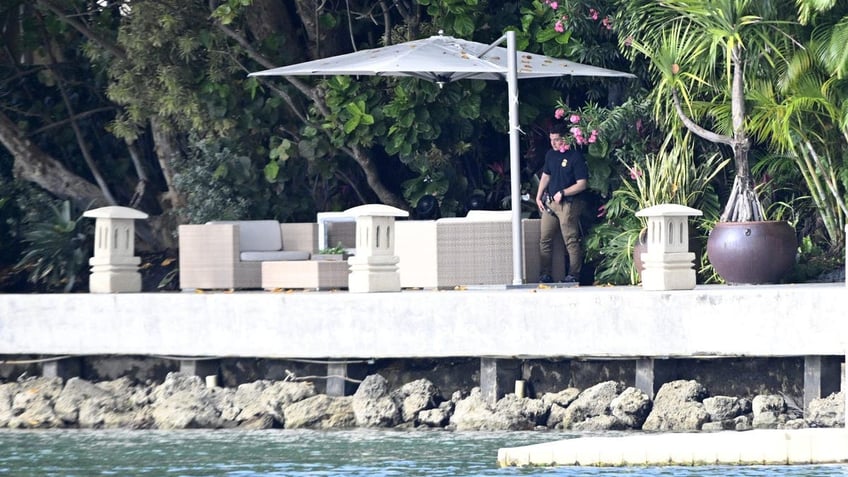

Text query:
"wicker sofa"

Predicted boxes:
[[394, 211, 566, 288], [178, 220, 317, 290]]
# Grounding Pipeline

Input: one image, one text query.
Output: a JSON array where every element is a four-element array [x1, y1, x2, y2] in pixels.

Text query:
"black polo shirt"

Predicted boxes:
[[543, 148, 589, 201]]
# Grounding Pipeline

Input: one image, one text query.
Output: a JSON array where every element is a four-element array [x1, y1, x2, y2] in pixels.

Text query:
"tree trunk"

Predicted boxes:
[[244, 0, 296, 47], [0, 110, 106, 208], [292, 0, 347, 59], [149, 118, 186, 214], [348, 145, 406, 210], [720, 44, 762, 223], [729, 44, 750, 184]]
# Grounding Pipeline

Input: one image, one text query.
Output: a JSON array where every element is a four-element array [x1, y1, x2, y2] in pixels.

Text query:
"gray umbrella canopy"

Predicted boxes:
[[250, 32, 634, 285], [249, 33, 633, 84]]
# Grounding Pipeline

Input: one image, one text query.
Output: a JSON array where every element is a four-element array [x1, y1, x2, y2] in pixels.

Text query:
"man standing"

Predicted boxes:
[[535, 124, 588, 283]]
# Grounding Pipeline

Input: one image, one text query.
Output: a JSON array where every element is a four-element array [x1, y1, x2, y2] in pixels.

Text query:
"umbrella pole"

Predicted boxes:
[[506, 31, 524, 285]]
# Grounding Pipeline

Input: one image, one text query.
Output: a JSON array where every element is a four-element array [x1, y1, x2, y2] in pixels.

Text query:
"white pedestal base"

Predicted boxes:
[[640, 251, 697, 291], [89, 256, 142, 293], [347, 255, 401, 293]]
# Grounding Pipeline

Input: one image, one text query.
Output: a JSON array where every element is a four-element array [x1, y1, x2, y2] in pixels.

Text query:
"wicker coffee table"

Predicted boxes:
[[262, 260, 349, 290]]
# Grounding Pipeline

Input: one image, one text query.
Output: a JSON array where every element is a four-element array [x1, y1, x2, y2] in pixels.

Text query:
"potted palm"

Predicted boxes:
[[618, 0, 800, 284]]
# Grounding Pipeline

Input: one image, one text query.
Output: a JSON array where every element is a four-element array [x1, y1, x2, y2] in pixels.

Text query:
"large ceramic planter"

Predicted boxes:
[[706, 220, 797, 284], [632, 229, 648, 278]]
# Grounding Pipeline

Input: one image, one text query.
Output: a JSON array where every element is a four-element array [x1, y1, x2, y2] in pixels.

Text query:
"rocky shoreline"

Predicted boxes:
[[1, 372, 844, 432]]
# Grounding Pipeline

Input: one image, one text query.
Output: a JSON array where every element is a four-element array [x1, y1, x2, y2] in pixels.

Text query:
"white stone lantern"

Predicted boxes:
[[83, 206, 149, 293], [344, 204, 409, 293], [635, 204, 702, 290]]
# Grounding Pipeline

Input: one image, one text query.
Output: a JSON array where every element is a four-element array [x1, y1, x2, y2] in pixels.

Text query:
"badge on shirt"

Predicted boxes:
[[561, 159, 568, 167]]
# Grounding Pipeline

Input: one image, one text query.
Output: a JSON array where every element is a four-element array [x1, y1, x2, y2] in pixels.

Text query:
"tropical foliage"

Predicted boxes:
[[615, 0, 807, 223], [15, 200, 93, 292]]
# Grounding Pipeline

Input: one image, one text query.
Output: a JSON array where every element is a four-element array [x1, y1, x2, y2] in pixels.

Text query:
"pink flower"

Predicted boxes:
[[629, 166, 643, 180], [588, 129, 598, 143], [624, 36, 633, 47], [550, 1, 558, 9], [554, 108, 565, 119], [558, 144, 570, 152], [589, 8, 599, 20], [601, 16, 613, 30], [572, 127, 585, 145], [554, 21, 564, 33], [569, 114, 580, 123]]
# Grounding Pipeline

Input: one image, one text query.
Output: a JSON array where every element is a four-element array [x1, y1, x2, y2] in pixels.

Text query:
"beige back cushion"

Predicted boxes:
[[208, 220, 282, 251]]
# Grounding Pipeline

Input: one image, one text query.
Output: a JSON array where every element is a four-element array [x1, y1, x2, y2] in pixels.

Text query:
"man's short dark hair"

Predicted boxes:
[[549, 123, 567, 135]]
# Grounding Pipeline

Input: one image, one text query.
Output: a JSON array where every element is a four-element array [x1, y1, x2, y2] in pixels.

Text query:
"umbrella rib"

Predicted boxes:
[[476, 34, 508, 60], [448, 72, 506, 82]]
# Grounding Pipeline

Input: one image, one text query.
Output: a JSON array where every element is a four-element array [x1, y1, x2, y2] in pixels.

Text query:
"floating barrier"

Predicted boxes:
[[498, 428, 848, 467]]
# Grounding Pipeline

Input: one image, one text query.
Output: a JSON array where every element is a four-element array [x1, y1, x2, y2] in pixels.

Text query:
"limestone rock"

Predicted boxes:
[[560, 381, 622, 429], [493, 394, 548, 429], [541, 388, 580, 409], [0, 382, 21, 428], [54, 377, 111, 425], [232, 381, 279, 426], [8, 377, 64, 429], [546, 403, 568, 429], [450, 388, 544, 431], [573, 414, 624, 431], [352, 374, 400, 427], [752, 394, 785, 429], [91, 379, 155, 429], [149, 373, 222, 429], [807, 392, 844, 428], [449, 388, 499, 430], [703, 395, 744, 421], [734, 414, 753, 431], [238, 414, 276, 430], [418, 407, 449, 427], [284, 395, 355, 429], [610, 387, 651, 429], [642, 380, 709, 431], [783, 418, 808, 429], [215, 388, 240, 423], [701, 421, 731, 431], [149, 372, 206, 401], [390, 378, 440, 423]]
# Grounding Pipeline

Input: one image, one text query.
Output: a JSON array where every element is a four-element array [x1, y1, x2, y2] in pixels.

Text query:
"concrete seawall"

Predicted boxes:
[[2, 284, 846, 358], [1, 283, 846, 408]]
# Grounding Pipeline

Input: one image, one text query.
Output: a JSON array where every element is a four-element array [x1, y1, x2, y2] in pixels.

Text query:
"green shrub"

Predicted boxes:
[[172, 137, 253, 224], [15, 200, 93, 292]]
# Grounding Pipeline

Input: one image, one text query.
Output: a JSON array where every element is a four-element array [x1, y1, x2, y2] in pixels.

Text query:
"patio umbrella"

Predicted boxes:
[[249, 31, 635, 285]]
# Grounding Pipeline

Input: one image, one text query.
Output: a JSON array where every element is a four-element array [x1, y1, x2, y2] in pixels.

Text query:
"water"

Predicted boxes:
[[0, 428, 846, 477]]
